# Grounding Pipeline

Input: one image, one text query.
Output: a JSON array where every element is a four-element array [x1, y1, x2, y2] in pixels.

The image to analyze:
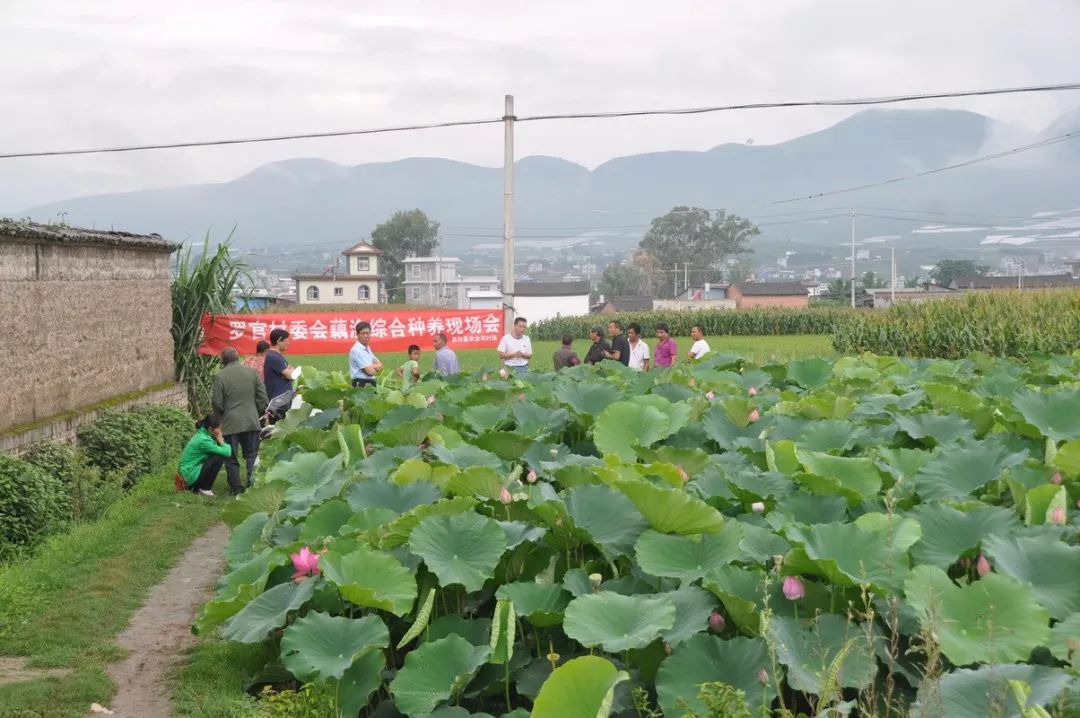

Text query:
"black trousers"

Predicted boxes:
[[352, 377, 376, 388], [225, 431, 260, 494], [190, 453, 226, 492]]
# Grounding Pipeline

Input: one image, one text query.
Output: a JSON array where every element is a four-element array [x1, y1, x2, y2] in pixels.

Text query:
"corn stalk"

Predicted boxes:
[[171, 231, 250, 416]]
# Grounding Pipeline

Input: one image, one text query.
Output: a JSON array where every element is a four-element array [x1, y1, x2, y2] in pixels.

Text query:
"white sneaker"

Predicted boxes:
[[198, 489, 215, 497]]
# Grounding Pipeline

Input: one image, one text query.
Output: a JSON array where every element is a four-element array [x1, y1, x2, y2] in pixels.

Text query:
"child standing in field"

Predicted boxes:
[[396, 344, 422, 391]]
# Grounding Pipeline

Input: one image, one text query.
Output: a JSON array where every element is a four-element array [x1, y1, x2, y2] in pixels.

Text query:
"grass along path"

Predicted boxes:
[[291, 334, 833, 378], [0, 467, 233, 718]]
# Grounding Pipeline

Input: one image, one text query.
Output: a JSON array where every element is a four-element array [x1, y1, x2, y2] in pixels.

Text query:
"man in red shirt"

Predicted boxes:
[[654, 322, 677, 368]]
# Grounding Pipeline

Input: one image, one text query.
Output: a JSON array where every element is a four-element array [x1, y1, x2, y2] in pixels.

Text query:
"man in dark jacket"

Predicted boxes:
[[604, 320, 631, 366], [585, 327, 611, 365], [212, 347, 269, 495]]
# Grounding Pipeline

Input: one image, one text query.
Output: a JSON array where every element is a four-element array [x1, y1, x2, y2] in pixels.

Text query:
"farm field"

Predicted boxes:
[[290, 334, 835, 378], [192, 350, 1080, 717]]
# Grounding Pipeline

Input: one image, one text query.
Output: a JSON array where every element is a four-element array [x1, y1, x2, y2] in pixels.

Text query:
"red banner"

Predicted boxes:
[[199, 310, 504, 355]]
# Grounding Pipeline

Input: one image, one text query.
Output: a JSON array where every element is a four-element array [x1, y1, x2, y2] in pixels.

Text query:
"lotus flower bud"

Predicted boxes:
[[708, 611, 726, 633], [549, 447, 559, 459], [676, 465, 688, 483], [588, 573, 603, 590], [518, 392, 526, 401], [976, 553, 991, 577], [1051, 472, 1063, 485], [664, 641, 673, 655], [1052, 506, 1066, 525], [426, 395, 436, 405], [772, 554, 785, 569], [782, 576, 805, 601], [705, 390, 715, 401], [688, 378, 697, 387], [526, 469, 538, 484], [482, 373, 489, 381], [748, 386, 758, 396], [1076, 498, 1080, 510], [757, 669, 769, 685], [751, 501, 765, 514], [748, 408, 760, 423], [498, 368, 508, 379], [499, 488, 513, 505]]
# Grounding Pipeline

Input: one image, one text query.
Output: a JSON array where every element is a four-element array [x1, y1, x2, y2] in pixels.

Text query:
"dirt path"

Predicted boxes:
[[97, 522, 229, 718]]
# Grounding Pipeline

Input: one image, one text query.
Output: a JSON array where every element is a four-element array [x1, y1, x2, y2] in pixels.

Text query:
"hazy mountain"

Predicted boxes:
[[12, 107, 1080, 253]]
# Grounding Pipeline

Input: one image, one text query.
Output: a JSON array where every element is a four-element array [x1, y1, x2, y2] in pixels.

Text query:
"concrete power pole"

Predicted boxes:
[[502, 95, 516, 331], [850, 208, 856, 309], [890, 242, 896, 306]]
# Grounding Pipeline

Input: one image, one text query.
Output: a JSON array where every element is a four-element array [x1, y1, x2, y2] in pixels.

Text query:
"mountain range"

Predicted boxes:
[[9, 106, 1080, 255]]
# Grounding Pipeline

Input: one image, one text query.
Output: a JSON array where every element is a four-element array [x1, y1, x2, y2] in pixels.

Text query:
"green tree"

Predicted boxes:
[[861, 271, 884, 289], [828, 278, 852, 299], [904, 275, 922, 288], [597, 263, 648, 298], [371, 209, 440, 301], [638, 207, 757, 293], [930, 259, 988, 287]]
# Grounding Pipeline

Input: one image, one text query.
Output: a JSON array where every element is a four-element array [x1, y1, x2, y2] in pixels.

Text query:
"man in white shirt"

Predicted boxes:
[[626, 322, 650, 371], [349, 321, 383, 387], [497, 317, 532, 372], [687, 323, 711, 361]]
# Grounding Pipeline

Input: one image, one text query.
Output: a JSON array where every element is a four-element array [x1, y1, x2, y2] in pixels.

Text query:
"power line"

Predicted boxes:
[[771, 128, 1080, 204], [4, 81, 1080, 160], [856, 205, 1030, 221]]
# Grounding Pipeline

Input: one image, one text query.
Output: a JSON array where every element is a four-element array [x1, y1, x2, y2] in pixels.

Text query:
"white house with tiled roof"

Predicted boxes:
[[294, 240, 384, 304]]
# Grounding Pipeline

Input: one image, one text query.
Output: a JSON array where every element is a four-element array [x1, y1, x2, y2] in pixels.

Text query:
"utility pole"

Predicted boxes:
[[684, 263, 689, 296], [890, 242, 896, 306], [502, 94, 516, 331], [1018, 258, 1024, 289], [850, 208, 856, 309]]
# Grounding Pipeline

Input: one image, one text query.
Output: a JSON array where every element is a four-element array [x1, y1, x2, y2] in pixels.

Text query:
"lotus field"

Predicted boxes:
[[198, 352, 1080, 717]]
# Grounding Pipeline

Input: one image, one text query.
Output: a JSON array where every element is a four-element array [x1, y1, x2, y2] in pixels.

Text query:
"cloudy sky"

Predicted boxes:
[[3, 0, 1080, 209]]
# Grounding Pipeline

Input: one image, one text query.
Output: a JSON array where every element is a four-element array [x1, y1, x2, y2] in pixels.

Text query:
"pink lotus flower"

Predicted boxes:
[[676, 465, 688, 483], [748, 408, 760, 423], [1052, 506, 1067, 525], [1051, 472, 1063, 485], [748, 387, 758, 396], [1075, 498, 1080, 510], [757, 669, 769, 685], [709, 611, 726, 633], [705, 391, 715, 401], [518, 392, 526, 401], [751, 501, 765, 514], [526, 469, 538, 484], [426, 395, 436, 405], [976, 553, 992, 577], [290, 547, 321, 583], [499, 487, 513, 505], [482, 373, 489, 381], [782, 576, 805, 601], [688, 378, 697, 387], [498, 368, 508, 379]]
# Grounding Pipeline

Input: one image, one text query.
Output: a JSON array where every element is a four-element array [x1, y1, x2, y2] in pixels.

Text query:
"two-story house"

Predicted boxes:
[[294, 241, 384, 305], [403, 257, 499, 308]]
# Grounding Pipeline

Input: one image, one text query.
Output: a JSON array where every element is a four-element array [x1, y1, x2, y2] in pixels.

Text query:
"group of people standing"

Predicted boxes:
[[349, 321, 461, 389], [550, 320, 711, 372]]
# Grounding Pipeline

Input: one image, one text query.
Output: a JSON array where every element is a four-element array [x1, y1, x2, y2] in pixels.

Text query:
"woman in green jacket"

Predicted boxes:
[[178, 413, 232, 496]]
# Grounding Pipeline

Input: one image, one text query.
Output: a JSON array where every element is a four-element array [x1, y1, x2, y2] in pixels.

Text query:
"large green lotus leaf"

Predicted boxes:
[[472, 431, 533, 461], [220, 579, 316, 643], [390, 458, 435, 484], [553, 381, 622, 418], [426, 615, 492, 647], [1053, 439, 1080, 477], [615, 478, 725, 535], [409, 512, 507, 592], [767, 614, 876, 694], [332, 650, 385, 718], [982, 533, 1080, 620], [764, 440, 800, 476], [564, 484, 648, 558], [429, 444, 504, 471], [738, 522, 792, 563], [375, 497, 478, 548], [786, 521, 909, 591], [280, 612, 388, 682], [1048, 613, 1080, 665], [298, 499, 353, 542], [772, 418, 861, 453], [356, 445, 422, 481], [593, 401, 671, 461], [635, 446, 715, 477], [637, 394, 693, 437], [225, 512, 270, 568], [796, 450, 882, 504], [853, 512, 922, 553], [655, 635, 776, 717], [659, 586, 716, 647], [221, 480, 289, 527], [345, 479, 442, 515], [511, 401, 570, 438], [341, 507, 399, 536], [912, 664, 1074, 718], [459, 404, 511, 434], [531, 656, 628, 718], [1025, 483, 1067, 526], [1011, 387, 1080, 442], [497, 520, 547, 550], [701, 406, 769, 451], [876, 447, 934, 485], [390, 634, 490, 716], [488, 598, 516, 665], [773, 493, 848, 525], [904, 565, 1050, 665], [908, 503, 1019, 569], [563, 592, 676, 652], [370, 417, 439, 447], [495, 582, 571, 627], [786, 357, 833, 388], [913, 441, 1027, 501], [633, 525, 743, 582], [894, 412, 976, 447], [319, 547, 417, 616], [445, 466, 506, 501]]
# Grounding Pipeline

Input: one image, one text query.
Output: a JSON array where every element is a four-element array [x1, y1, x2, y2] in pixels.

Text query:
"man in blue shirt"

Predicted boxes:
[[264, 328, 294, 401], [433, 332, 460, 376], [349, 321, 382, 387]]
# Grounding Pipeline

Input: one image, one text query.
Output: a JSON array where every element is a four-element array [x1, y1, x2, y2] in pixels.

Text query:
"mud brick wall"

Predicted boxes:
[[0, 237, 177, 432]]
